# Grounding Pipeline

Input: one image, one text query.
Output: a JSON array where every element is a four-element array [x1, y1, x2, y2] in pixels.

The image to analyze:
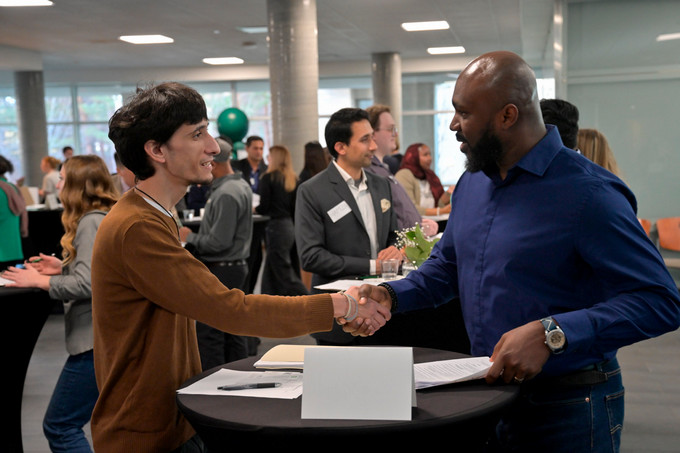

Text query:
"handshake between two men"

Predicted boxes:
[[337, 283, 553, 388], [332, 246, 403, 336], [334, 283, 393, 337]]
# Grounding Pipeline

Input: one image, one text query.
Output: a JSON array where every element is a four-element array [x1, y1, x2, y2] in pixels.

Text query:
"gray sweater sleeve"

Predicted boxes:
[[48, 212, 104, 301]]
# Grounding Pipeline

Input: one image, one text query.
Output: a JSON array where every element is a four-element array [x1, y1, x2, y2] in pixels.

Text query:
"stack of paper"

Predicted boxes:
[[254, 345, 491, 390], [254, 344, 334, 369], [414, 356, 491, 389], [0, 276, 15, 287]]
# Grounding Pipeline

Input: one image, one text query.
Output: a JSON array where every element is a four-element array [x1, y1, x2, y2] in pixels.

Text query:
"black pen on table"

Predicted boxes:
[[218, 382, 281, 391]]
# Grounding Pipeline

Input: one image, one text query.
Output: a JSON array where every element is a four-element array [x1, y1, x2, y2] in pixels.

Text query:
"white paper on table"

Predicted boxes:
[[176, 368, 303, 399], [414, 356, 492, 389], [0, 276, 15, 286]]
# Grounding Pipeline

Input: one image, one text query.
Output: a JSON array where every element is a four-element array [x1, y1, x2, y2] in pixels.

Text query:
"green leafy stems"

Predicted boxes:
[[395, 223, 439, 268]]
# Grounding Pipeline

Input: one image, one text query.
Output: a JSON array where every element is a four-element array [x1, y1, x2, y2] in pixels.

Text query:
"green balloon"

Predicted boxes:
[[217, 108, 249, 143]]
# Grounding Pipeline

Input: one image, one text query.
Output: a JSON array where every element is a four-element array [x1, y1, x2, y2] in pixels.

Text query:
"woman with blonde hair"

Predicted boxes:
[[255, 145, 308, 295], [3, 155, 117, 452], [577, 128, 622, 177], [39, 155, 61, 202]]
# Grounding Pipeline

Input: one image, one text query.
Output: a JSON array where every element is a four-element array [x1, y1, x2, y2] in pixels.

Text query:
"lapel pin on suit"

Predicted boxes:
[[381, 199, 391, 213]]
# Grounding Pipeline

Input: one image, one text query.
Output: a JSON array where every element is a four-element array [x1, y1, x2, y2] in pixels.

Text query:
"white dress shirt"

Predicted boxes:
[[333, 161, 379, 273]]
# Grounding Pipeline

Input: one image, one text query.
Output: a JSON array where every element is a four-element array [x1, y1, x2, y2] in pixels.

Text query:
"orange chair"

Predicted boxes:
[[638, 218, 652, 237], [656, 217, 680, 251]]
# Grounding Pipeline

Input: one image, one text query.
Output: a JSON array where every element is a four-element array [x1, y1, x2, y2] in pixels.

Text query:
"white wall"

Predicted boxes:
[[567, 0, 680, 220]]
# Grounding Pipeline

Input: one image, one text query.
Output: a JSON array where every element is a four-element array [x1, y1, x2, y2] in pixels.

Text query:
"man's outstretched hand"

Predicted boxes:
[[340, 284, 393, 336]]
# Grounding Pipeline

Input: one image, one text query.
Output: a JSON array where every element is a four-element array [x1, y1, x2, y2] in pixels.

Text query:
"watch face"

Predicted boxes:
[[547, 330, 566, 349]]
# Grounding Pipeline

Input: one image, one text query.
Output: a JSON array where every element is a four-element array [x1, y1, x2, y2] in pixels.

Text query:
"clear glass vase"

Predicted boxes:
[[401, 260, 417, 277]]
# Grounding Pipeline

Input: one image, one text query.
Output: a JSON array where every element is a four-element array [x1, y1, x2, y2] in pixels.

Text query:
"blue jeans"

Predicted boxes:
[[43, 350, 99, 453], [492, 358, 624, 452]]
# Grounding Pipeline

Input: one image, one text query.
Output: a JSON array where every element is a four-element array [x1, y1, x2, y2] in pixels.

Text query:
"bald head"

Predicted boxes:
[[460, 51, 543, 127], [450, 51, 548, 177]]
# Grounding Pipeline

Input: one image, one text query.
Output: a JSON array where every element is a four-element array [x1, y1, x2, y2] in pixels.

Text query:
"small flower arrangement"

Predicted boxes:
[[396, 223, 440, 268]]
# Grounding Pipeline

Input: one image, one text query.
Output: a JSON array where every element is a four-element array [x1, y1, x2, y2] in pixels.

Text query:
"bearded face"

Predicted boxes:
[[458, 126, 504, 174]]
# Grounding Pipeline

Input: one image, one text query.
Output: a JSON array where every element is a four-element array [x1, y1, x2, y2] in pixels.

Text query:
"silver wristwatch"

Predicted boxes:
[[540, 317, 567, 354]]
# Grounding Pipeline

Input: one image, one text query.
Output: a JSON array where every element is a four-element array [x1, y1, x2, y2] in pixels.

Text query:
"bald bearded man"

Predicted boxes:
[[356, 51, 680, 452]]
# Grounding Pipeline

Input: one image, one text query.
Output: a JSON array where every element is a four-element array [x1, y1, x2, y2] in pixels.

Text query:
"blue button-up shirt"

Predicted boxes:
[[390, 125, 680, 377]]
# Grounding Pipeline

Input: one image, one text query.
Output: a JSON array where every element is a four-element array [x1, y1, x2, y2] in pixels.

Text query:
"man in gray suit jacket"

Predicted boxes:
[[295, 108, 402, 345]]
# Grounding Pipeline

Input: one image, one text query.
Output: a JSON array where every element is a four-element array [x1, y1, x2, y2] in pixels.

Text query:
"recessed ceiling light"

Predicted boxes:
[[119, 35, 174, 45], [0, 0, 53, 6], [427, 46, 466, 55], [401, 21, 449, 32], [237, 26, 268, 34], [656, 32, 680, 42], [202, 57, 244, 65]]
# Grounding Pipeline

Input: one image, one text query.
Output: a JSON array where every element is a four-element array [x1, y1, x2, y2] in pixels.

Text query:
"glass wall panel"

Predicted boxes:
[[79, 123, 117, 171], [191, 82, 234, 120], [432, 80, 461, 187], [204, 91, 234, 121], [317, 88, 354, 146], [47, 124, 77, 158], [45, 86, 73, 123], [76, 86, 123, 122], [0, 89, 17, 123], [236, 84, 273, 158], [0, 125, 21, 182], [318, 88, 353, 117]]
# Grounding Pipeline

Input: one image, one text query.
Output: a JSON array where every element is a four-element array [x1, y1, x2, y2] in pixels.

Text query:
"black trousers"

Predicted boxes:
[[246, 222, 266, 294], [261, 217, 309, 296], [196, 262, 249, 370]]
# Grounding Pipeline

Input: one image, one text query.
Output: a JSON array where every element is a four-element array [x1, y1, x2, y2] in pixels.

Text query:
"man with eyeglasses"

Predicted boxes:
[[368, 105, 400, 174], [366, 104, 437, 234]]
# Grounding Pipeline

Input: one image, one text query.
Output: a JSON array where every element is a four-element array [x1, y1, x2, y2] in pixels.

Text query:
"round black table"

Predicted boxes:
[[1, 286, 55, 453], [177, 347, 519, 451]]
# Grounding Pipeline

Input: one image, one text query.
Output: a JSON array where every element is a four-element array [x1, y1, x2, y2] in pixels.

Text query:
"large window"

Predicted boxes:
[[45, 86, 76, 161], [0, 87, 21, 178], [0, 75, 554, 184]]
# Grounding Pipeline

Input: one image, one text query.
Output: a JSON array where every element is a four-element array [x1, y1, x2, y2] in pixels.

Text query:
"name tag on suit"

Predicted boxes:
[[327, 200, 352, 223]]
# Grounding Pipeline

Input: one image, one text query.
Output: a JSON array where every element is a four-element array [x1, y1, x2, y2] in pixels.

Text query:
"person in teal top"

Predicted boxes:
[[0, 155, 25, 268]]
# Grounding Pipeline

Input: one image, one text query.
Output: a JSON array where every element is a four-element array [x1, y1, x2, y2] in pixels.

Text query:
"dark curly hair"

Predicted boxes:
[[108, 82, 208, 180]]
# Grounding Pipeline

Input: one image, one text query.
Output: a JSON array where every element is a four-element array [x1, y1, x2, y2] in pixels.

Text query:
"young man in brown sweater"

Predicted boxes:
[[91, 82, 391, 453]]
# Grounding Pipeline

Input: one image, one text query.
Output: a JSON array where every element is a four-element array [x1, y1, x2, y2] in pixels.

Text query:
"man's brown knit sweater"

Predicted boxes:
[[91, 190, 333, 452]]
